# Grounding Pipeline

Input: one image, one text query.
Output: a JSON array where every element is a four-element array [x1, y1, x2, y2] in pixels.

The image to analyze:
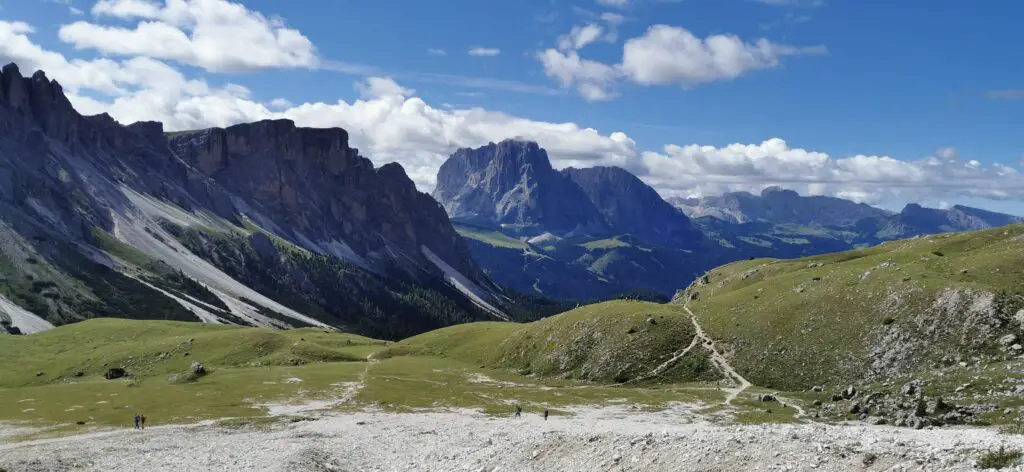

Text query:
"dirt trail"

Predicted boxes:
[[683, 305, 752, 405], [628, 334, 700, 384], [682, 269, 810, 418], [336, 354, 376, 404]]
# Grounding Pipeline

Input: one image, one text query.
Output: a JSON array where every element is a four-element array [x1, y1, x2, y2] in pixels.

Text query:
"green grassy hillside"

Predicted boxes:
[[684, 224, 1024, 391], [382, 300, 720, 384], [0, 319, 386, 388], [0, 319, 388, 429], [0, 314, 742, 434]]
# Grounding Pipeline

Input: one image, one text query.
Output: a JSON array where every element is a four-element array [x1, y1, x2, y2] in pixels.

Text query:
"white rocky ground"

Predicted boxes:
[[2, 406, 1022, 471]]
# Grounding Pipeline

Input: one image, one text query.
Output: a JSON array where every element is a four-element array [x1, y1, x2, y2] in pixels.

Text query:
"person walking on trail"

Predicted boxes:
[[133, 414, 140, 430], [140, 414, 147, 430], [543, 408, 549, 421], [514, 403, 522, 419]]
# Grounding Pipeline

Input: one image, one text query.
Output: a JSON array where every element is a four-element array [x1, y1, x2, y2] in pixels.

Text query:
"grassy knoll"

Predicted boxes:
[[685, 224, 1024, 391], [381, 300, 719, 384]]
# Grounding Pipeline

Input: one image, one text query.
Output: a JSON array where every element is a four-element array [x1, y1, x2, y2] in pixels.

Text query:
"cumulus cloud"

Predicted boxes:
[[354, 77, 415, 99], [58, 0, 318, 72], [621, 25, 826, 86], [468, 47, 500, 57], [537, 49, 620, 101], [267, 98, 293, 109], [537, 23, 825, 100], [641, 139, 1024, 205], [558, 24, 605, 51], [538, 16, 628, 101]]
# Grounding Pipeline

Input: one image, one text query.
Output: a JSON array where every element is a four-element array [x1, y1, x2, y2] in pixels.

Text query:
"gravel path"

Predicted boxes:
[[1, 407, 1019, 471]]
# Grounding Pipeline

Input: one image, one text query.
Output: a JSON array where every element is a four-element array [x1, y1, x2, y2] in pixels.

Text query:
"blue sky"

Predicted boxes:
[[1, 0, 1024, 214]]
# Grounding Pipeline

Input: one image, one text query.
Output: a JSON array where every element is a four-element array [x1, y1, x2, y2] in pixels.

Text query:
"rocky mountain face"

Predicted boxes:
[[672, 187, 891, 226], [563, 166, 702, 247], [168, 121, 481, 280], [433, 140, 606, 235], [0, 62, 505, 339]]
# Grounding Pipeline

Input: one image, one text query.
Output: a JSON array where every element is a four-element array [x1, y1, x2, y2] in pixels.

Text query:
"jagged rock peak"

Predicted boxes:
[[1, 63, 73, 117], [434, 139, 606, 234], [445, 138, 552, 173]]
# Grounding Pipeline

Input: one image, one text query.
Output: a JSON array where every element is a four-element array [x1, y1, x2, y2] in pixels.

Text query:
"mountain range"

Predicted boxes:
[[0, 63, 519, 340], [433, 140, 1023, 300]]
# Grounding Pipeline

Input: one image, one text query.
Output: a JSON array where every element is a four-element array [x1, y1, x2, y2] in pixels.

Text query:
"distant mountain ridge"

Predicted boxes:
[[670, 187, 892, 226]]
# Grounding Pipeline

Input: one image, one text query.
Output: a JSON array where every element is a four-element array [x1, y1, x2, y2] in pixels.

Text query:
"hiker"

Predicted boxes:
[[543, 408, 549, 421], [514, 403, 522, 419], [140, 414, 147, 430], [133, 414, 140, 430]]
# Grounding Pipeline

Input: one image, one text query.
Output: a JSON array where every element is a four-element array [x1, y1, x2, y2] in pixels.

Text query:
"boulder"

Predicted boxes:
[[842, 385, 857, 400], [758, 394, 777, 403], [999, 334, 1017, 346], [190, 361, 207, 375], [900, 380, 923, 397], [104, 368, 126, 380]]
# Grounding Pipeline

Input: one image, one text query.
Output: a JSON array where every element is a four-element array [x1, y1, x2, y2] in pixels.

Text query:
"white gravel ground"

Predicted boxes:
[[2, 406, 1022, 471]]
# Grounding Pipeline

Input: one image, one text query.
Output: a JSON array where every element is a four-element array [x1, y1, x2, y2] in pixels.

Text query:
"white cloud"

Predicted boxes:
[[58, 0, 318, 72], [0, 20, 179, 95], [537, 49, 620, 101], [69, 7, 85, 15], [641, 139, 1024, 205], [536, 23, 824, 100], [600, 13, 626, 25], [558, 24, 605, 51], [597, 0, 631, 8], [468, 47, 500, 57], [621, 25, 826, 86], [268, 98, 292, 109], [354, 77, 415, 99], [538, 16, 628, 101], [426, 48, 447, 56]]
